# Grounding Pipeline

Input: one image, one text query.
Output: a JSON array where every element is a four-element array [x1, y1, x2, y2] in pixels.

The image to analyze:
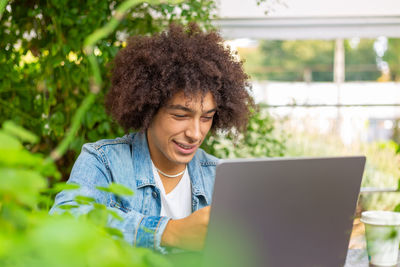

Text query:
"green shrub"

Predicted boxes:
[[0, 0, 217, 179], [202, 108, 287, 158], [0, 121, 174, 267]]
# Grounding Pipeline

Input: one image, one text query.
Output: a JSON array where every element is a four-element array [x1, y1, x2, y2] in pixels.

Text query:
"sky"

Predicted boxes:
[[217, 0, 400, 18]]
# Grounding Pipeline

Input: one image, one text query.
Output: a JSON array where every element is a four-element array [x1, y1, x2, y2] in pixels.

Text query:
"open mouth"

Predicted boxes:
[[173, 140, 197, 154]]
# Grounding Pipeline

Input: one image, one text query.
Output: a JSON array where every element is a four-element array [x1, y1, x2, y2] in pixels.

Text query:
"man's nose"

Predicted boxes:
[[185, 119, 202, 142]]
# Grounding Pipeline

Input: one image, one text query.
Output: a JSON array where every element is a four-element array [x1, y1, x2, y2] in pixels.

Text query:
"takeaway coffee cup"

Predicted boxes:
[[361, 211, 400, 266]]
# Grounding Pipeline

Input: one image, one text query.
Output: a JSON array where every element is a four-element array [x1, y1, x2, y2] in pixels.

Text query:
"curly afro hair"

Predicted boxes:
[[105, 22, 254, 133]]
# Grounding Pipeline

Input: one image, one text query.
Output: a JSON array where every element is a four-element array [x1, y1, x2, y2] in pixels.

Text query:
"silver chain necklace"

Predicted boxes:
[[155, 166, 186, 178]]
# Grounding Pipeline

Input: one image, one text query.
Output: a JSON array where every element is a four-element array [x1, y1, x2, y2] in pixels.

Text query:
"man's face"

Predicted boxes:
[[147, 91, 216, 169]]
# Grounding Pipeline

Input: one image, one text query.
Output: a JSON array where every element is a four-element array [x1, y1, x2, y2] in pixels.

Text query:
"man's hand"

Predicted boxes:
[[161, 206, 211, 251]]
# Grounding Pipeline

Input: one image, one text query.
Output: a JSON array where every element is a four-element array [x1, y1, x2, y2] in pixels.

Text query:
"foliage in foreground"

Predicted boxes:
[[0, 121, 172, 267]]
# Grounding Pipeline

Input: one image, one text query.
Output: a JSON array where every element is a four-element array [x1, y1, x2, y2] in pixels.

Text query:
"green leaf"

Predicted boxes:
[[104, 227, 124, 238], [144, 251, 173, 267], [84, 110, 97, 129], [0, 168, 47, 207], [0, 148, 42, 168], [0, 149, 60, 179], [69, 136, 84, 152], [96, 183, 134, 197], [106, 209, 123, 221], [2, 121, 39, 144], [87, 208, 108, 226], [93, 203, 106, 210], [58, 204, 80, 210], [54, 183, 81, 192], [75, 195, 95, 205], [0, 131, 22, 150]]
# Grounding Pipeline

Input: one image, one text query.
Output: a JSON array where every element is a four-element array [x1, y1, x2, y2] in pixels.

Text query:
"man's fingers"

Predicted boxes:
[[201, 205, 211, 213], [201, 206, 211, 224]]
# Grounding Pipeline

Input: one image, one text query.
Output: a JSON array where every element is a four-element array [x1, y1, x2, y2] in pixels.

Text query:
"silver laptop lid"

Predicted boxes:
[[203, 156, 366, 267]]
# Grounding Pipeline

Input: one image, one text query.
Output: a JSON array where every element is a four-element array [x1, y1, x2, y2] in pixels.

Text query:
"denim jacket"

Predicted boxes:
[[50, 132, 218, 252]]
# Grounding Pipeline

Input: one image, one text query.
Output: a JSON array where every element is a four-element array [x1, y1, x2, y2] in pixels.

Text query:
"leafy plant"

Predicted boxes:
[[0, 122, 174, 267], [202, 108, 287, 158], [0, 0, 217, 179]]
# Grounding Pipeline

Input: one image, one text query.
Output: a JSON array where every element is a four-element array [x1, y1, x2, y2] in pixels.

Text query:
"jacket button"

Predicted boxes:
[[152, 191, 158, 198]]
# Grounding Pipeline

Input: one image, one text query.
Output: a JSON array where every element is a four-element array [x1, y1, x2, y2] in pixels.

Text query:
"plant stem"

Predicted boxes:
[[49, 0, 181, 161], [50, 93, 96, 160], [0, 0, 8, 18]]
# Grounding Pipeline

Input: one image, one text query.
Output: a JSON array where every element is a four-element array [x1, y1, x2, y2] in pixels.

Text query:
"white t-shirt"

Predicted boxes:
[[152, 162, 192, 219]]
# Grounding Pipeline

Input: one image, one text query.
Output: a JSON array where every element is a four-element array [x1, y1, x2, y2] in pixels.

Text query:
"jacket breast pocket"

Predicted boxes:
[[109, 196, 132, 213]]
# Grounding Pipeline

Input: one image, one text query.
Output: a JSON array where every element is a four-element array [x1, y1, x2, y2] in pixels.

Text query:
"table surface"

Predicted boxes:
[[166, 249, 397, 266], [345, 249, 400, 267], [345, 249, 370, 267]]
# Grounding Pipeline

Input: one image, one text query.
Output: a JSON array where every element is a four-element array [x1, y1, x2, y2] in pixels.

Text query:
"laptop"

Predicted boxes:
[[202, 156, 366, 267]]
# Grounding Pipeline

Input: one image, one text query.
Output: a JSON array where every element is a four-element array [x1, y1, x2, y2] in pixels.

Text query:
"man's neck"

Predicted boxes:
[[146, 131, 186, 175]]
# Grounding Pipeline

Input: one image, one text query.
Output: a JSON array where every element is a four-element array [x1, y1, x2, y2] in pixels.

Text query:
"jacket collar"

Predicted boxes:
[[131, 131, 209, 205], [132, 131, 156, 188], [188, 152, 209, 205]]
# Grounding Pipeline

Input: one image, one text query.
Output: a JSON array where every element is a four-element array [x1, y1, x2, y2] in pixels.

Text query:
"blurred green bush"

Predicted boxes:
[[0, 121, 173, 267], [0, 0, 217, 179], [202, 108, 287, 158]]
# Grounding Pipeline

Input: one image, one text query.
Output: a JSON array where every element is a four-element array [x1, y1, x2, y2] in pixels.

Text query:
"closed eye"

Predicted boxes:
[[173, 114, 187, 118], [201, 116, 213, 121]]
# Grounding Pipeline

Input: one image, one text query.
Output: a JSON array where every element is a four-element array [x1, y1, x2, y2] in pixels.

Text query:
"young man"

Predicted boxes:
[[50, 23, 253, 252]]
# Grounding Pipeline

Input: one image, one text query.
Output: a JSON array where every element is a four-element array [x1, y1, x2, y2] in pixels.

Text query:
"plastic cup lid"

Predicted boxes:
[[361, 211, 400, 226]]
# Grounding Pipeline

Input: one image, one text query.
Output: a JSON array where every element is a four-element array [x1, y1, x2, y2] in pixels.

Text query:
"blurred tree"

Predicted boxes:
[[0, 0, 216, 179], [255, 40, 334, 81], [344, 39, 381, 81], [243, 39, 381, 82], [383, 38, 400, 81]]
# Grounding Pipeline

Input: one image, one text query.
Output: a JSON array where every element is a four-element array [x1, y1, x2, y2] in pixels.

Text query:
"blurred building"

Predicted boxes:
[[252, 81, 400, 144], [214, 0, 400, 144]]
